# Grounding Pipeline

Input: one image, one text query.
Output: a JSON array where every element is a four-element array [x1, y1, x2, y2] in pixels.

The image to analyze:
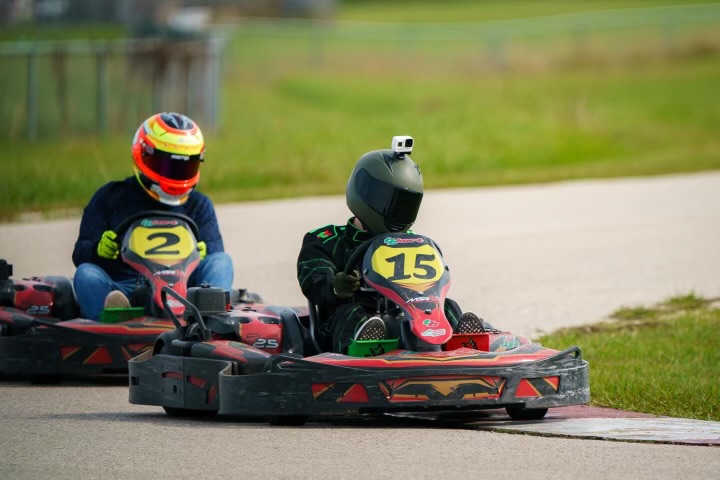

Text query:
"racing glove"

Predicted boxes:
[[333, 270, 360, 299], [97, 230, 119, 260], [197, 241, 207, 260]]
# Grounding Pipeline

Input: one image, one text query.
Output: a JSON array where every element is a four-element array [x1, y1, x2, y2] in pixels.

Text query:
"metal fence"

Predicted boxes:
[[222, 3, 720, 71], [2, 3, 720, 140], [0, 36, 223, 139]]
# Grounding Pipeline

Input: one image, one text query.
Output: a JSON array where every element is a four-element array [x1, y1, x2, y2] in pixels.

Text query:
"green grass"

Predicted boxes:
[[341, 0, 718, 22], [3, 53, 719, 221], [1, 0, 720, 221], [0, 23, 127, 42], [539, 293, 720, 421]]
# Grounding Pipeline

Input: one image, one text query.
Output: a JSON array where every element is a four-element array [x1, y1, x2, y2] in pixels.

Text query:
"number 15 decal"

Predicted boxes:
[[371, 245, 444, 285]]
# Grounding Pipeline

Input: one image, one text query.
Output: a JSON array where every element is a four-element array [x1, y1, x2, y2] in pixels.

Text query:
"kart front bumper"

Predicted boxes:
[[128, 347, 589, 417]]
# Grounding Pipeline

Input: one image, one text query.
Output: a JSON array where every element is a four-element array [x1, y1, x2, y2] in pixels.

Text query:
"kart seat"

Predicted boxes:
[[45, 276, 79, 321], [306, 301, 324, 354], [264, 306, 305, 357]]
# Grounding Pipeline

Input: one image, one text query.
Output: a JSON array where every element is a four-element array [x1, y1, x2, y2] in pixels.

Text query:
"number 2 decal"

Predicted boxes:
[[128, 225, 195, 261], [144, 232, 181, 256]]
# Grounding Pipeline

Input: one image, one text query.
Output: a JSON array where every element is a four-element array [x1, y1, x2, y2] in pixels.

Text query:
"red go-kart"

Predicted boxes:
[[0, 211, 257, 379], [129, 232, 589, 423]]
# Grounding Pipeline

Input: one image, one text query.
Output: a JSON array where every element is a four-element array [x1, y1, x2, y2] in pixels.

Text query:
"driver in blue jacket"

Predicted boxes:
[[72, 112, 233, 320], [297, 139, 483, 353]]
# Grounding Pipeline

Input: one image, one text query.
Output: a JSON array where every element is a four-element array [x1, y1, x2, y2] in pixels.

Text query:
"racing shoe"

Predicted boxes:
[[455, 312, 486, 334], [354, 316, 387, 341], [104, 290, 131, 309]]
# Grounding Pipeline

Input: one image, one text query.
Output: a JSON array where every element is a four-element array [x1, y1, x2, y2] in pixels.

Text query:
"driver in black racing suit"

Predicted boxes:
[[297, 142, 483, 354]]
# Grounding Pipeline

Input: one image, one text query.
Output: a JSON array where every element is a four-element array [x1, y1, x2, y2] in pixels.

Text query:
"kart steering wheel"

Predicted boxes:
[[113, 210, 200, 240], [343, 234, 384, 275]]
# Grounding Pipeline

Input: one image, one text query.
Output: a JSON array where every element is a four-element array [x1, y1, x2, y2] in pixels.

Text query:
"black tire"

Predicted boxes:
[[30, 374, 61, 385], [267, 415, 308, 426], [506, 406, 548, 420], [163, 406, 217, 418]]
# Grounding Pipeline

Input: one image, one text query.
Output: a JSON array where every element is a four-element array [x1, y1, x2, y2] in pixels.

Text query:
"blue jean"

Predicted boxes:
[[74, 252, 234, 320]]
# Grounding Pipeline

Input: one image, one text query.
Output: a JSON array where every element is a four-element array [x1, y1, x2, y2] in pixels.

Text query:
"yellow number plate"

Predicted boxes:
[[371, 244, 444, 287], [128, 225, 195, 262]]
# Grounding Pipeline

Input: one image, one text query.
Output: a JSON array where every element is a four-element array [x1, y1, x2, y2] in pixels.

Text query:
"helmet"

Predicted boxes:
[[131, 112, 205, 206], [346, 149, 424, 234]]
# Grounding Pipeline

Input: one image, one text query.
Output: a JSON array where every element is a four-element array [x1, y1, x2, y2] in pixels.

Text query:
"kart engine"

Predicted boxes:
[[185, 284, 228, 320]]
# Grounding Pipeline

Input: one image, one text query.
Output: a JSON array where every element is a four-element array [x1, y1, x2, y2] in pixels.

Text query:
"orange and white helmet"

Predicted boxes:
[[131, 112, 205, 206]]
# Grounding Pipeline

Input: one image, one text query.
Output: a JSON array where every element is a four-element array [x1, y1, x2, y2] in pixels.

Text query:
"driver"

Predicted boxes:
[[297, 141, 483, 353], [72, 112, 233, 320]]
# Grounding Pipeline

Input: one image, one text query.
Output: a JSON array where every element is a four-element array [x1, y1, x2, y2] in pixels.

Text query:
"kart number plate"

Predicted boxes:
[[128, 226, 195, 262], [371, 244, 444, 286]]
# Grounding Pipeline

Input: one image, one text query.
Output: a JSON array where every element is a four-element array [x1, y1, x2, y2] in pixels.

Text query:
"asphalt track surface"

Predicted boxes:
[[1, 172, 719, 479]]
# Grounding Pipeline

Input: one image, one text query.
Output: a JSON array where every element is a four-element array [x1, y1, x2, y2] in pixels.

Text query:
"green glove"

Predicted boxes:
[[197, 241, 207, 260], [333, 270, 360, 299], [97, 230, 119, 260]]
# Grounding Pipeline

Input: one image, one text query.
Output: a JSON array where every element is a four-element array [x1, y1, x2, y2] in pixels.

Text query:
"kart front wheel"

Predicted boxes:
[[267, 415, 308, 426], [163, 406, 218, 418], [30, 374, 61, 385], [506, 406, 548, 421]]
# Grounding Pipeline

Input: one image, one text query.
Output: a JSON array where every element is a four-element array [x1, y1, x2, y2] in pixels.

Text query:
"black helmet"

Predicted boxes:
[[346, 149, 424, 234]]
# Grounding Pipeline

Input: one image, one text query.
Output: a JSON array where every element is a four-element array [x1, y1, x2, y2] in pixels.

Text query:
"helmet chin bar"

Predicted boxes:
[[134, 168, 191, 206], [150, 183, 191, 206], [385, 220, 411, 233]]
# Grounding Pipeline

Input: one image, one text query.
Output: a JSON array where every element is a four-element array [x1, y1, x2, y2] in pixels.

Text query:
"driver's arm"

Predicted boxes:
[[297, 233, 344, 310], [72, 185, 115, 266], [188, 196, 224, 255]]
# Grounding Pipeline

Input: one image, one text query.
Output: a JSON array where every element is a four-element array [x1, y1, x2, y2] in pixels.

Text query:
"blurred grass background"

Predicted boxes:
[[1, 0, 719, 221]]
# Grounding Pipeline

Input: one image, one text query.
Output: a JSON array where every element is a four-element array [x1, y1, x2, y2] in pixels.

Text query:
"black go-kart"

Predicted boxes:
[[129, 232, 589, 424]]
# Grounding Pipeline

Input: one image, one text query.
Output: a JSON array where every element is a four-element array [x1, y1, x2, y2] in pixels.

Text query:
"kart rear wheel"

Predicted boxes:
[[506, 406, 548, 421], [163, 406, 218, 418], [267, 415, 308, 426]]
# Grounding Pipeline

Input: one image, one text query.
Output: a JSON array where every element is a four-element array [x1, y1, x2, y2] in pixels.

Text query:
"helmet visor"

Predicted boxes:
[[356, 169, 423, 231], [142, 147, 203, 181]]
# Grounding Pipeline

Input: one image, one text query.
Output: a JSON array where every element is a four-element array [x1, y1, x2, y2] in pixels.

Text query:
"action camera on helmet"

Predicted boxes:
[[391, 136, 414, 155]]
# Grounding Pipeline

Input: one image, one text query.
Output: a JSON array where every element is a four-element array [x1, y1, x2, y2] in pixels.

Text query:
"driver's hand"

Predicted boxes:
[[333, 270, 360, 299], [97, 230, 119, 260], [197, 241, 207, 260]]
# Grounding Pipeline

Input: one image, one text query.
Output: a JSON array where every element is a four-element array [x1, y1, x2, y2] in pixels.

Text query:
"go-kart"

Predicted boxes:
[[0, 211, 236, 378], [129, 232, 589, 423]]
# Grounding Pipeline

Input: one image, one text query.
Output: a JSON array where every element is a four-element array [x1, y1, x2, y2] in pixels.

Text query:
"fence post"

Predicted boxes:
[[206, 36, 222, 132], [51, 50, 69, 134], [96, 47, 108, 134], [487, 32, 506, 71], [26, 49, 38, 140], [309, 23, 326, 68]]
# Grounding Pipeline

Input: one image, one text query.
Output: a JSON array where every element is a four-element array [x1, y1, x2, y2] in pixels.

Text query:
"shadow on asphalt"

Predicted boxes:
[[0, 375, 129, 387], [40, 410, 498, 430]]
